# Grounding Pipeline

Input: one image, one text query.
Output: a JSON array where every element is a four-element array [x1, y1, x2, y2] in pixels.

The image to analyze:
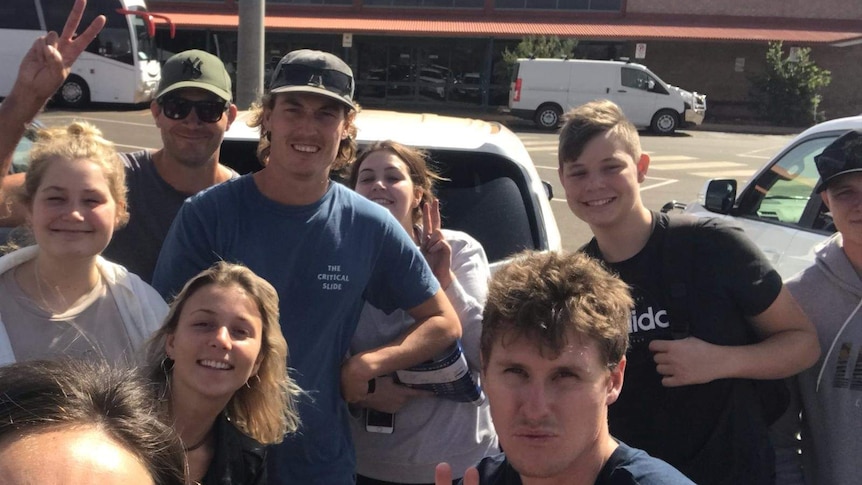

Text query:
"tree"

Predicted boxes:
[[750, 41, 831, 126], [496, 36, 578, 83]]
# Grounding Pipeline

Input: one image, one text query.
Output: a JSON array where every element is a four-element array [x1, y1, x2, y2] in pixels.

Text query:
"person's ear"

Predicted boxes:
[[150, 100, 162, 127], [225, 103, 238, 129], [636, 154, 650, 183], [606, 356, 626, 405], [164, 334, 175, 360]]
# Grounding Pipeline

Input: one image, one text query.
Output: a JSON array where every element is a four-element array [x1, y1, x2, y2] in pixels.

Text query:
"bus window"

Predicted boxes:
[[0, 1, 39, 29]]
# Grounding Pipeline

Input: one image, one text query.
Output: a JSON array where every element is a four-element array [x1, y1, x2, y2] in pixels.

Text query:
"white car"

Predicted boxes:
[[220, 109, 562, 271], [674, 115, 862, 280]]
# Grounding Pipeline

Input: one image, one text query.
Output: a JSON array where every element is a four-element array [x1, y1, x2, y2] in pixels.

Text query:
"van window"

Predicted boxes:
[[511, 63, 520, 83], [620, 67, 667, 95]]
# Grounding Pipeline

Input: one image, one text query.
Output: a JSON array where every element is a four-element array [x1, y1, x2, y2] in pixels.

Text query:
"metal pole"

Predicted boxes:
[[236, 0, 264, 109]]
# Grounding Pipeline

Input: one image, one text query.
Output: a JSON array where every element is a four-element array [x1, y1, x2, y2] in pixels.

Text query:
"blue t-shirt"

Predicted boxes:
[[153, 176, 439, 484], [467, 442, 695, 485]]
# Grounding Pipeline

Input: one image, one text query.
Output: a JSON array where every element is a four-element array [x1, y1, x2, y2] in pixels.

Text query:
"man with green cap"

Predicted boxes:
[[0, 0, 237, 283]]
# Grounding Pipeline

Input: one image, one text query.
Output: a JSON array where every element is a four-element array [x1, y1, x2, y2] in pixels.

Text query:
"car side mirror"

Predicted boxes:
[[542, 181, 554, 201], [702, 179, 737, 214]]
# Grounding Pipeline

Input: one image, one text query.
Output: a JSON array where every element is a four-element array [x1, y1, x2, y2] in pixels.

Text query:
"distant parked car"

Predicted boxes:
[[9, 119, 43, 174], [220, 109, 562, 270], [667, 115, 862, 279]]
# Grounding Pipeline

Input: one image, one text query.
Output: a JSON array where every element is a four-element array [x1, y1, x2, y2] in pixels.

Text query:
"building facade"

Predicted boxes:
[[148, 0, 862, 120]]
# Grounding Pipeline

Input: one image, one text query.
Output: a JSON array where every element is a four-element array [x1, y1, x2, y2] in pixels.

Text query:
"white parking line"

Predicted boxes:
[[692, 170, 756, 178], [648, 155, 697, 162], [39, 115, 154, 128], [649, 161, 743, 170], [640, 177, 678, 191]]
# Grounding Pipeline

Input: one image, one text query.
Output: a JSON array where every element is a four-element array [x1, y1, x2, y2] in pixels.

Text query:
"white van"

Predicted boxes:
[[508, 58, 706, 133]]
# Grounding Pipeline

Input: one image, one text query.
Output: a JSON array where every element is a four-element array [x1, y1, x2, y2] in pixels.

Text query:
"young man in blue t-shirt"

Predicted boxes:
[[152, 50, 461, 484], [437, 251, 694, 485]]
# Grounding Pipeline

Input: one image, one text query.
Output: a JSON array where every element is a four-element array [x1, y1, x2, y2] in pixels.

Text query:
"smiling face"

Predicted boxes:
[[558, 130, 649, 230], [166, 283, 263, 404], [353, 150, 422, 232], [152, 88, 236, 169], [483, 329, 624, 482], [262, 92, 352, 183], [823, 172, 862, 248], [27, 157, 118, 260]]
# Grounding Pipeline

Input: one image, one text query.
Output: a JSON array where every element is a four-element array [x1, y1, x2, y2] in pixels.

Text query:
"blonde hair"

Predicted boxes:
[[18, 121, 129, 227], [247, 93, 358, 181], [349, 140, 444, 226], [558, 100, 642, 168], [481, 251, 632, 368], [145, 262, 302, 444]]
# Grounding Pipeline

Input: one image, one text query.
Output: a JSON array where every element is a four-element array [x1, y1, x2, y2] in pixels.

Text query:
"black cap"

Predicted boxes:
[[268, 49, 355, 109], [815, 129, 862, 193]]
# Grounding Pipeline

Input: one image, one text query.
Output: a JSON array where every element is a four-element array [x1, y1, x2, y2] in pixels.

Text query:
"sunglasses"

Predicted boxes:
[[270, 64, 354, 98], [159, 97, 228, 123]]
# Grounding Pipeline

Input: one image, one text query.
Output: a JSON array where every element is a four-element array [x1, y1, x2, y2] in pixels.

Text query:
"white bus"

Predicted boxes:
[[0, 0, 172, 107]]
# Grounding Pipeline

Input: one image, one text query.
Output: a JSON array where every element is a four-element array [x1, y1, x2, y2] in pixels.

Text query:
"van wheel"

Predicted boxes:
[[55, 75, 90, 108], [650, 109, 678, 135], [534, 104, 562, 130]]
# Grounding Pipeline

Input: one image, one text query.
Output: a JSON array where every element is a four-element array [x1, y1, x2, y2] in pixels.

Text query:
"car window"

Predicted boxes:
[[738, 135, 837, 226]]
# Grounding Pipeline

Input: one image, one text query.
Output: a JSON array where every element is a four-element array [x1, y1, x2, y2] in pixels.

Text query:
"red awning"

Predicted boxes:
[[151, 12, 862, 44]]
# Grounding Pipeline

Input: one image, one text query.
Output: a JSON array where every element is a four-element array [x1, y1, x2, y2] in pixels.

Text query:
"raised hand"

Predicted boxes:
[[421, 199, 455, 290], [435, 462, 479, 485], [14, 0, 106, 102]]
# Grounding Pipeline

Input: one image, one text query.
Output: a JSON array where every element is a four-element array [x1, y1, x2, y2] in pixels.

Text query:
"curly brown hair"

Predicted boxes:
[[480, 250, 632, 368]]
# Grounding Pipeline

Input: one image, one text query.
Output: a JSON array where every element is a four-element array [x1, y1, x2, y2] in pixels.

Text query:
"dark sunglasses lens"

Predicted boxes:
[[162, 98, 192, 120], [161, 98, 224, 123], [195, 101, 225, 123]]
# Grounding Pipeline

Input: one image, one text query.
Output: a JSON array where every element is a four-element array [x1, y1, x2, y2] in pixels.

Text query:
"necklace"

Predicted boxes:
[[31, 259, 100, 315], [183, 429, 213, 453]]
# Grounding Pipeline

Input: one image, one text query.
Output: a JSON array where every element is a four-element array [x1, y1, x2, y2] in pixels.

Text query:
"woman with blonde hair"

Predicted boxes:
[[0, 121, 165, 365], [146, 261, 302, 484], [348, 140, 498, 484]]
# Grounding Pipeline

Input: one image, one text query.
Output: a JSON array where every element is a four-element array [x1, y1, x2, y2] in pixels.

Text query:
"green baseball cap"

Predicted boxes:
[[156, 50, 232, 102]]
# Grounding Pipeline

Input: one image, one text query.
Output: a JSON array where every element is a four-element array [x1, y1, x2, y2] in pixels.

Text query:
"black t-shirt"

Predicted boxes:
[[102, 151, 190, 284], [466, 442, 694, 485], [582, 212, 782, 485]]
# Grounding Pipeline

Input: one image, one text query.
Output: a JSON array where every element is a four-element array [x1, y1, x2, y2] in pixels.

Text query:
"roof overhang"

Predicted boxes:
[[151, 12, 862, 44]]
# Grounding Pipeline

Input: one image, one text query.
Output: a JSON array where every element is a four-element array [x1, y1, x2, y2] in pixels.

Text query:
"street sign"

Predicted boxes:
[[635, 43, 647, 59], [342, 33, 353, 48]]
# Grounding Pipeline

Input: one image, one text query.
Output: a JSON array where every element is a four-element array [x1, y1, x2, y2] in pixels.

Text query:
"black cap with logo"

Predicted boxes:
[[268, 49, 355, 110], [815, 129, 862, 193]]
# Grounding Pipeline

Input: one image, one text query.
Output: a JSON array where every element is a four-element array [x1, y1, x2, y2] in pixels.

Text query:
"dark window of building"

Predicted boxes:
[[495, 0, 620, 9], [268, 0, 354, 4], [0, 0, 40, 29], [365, 0, 482, 7]]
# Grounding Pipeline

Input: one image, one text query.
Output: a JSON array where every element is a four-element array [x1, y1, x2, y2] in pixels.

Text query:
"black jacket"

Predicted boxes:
[[202, 414, 267, 485]]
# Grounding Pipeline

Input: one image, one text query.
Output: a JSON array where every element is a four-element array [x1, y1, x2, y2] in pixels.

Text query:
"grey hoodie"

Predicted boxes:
[[783, 233, 862, 485]]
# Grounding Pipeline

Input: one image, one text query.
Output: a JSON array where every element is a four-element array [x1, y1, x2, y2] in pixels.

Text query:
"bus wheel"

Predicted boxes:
[[56, 76, 90, 108]]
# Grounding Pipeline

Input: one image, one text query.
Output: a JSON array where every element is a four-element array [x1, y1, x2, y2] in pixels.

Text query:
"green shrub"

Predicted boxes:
[[750, 41, 831, 126]]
